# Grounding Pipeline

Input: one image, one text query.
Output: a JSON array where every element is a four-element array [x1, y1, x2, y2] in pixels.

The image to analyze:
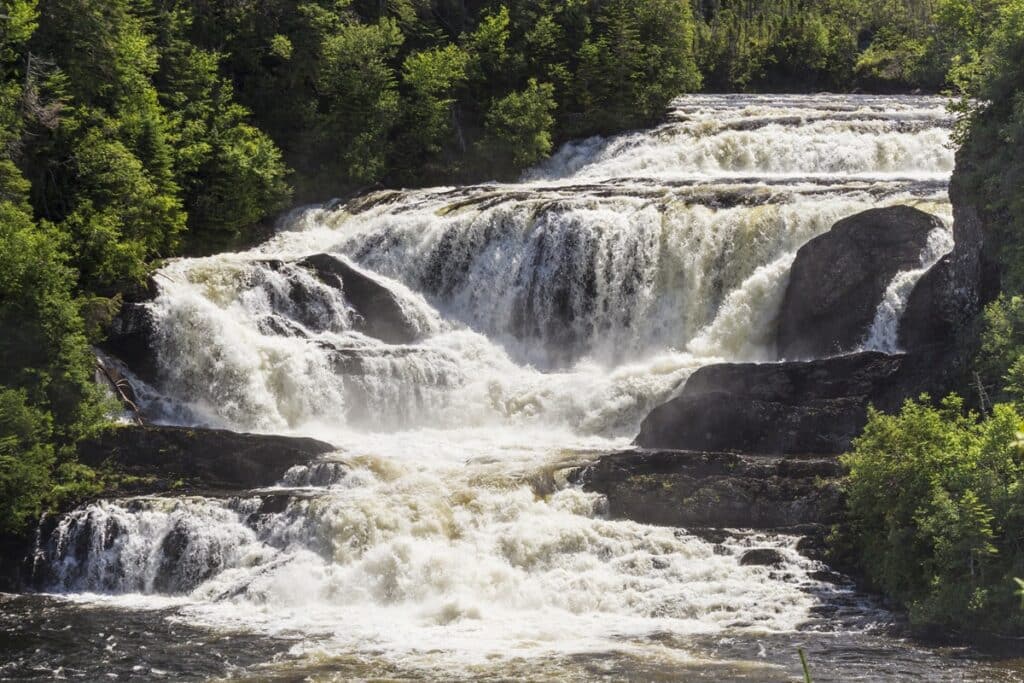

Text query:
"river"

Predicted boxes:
[[2, 94, 1021, 681]]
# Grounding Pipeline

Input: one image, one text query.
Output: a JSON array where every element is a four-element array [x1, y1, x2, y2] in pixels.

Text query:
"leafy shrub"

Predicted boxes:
[[838, 395, 1024, 636]]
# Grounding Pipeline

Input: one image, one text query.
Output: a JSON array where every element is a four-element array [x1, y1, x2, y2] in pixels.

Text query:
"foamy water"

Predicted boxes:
[[11, 95, 984, 681]]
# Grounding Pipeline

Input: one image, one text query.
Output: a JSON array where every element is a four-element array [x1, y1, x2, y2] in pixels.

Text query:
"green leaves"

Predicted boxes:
[[0, 0, 298, 536], [483, 79, 556, 169], [953, 1, 1024, 302], [0, 388, 55, 534], [398, 43, 470, 161], [838, 396, 1024, 634], [319, 18, 403, 184], [170, 0, 709, 187], [0, 0, 38, 66], [571, 0, 701, 136]]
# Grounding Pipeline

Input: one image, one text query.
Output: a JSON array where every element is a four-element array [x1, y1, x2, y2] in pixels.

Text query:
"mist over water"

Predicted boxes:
[[12, 95, 1011, 682]]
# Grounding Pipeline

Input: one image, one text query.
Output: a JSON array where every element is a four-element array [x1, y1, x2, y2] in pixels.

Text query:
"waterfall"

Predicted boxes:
[[863, 227, 955, 353], [28, 94, 957, 678]]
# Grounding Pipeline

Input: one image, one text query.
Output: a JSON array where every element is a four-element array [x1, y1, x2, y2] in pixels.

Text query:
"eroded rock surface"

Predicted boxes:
[[574, 449, 843, 528], [299, 253, 420, 344]]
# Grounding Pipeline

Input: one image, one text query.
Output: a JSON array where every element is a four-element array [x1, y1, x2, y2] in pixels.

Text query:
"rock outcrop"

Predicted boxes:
[[739, 548, 788, 567], [635, 352, 909, 455], [99, 302, 159, 385], [777, 206, 943, 360], [898, 253, 964, 351], [77, 425, 338, 490], [898, 176, 994, 352], [298, 253, 419, 344], [575, 449, 843, 528]]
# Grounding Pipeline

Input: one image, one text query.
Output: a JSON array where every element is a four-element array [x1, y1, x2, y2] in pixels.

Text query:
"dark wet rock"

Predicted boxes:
[[343, 189, 406, 214], [99, 303, 159, 385], [898, 254, 963, 351], [153, 522, 192, 593], [120, 274, 160, 304], [298, 253, 419, 344], [809, 569, 847, 584], [324, 344, 429, 375], [256, 314, 308, 338], [686, 528, 734, 545], [0, 532, 36, 591], [899, 176, 995, 352], [739, 548, 787, 567], [77, 425, 337, 490], [949, 159, 1002, 302], [574, 449, 844, 528], [153, 520, 228, 594], [635, 352, 911, 455], [795, 532, 832, 562], [254, 494, 293, 516], [778, 206, 943, 360]]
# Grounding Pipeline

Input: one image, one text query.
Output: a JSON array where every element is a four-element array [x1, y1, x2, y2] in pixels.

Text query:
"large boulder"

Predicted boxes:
[[739, 548, 788, 567], [635, 352, 909, 455], [77, 425, 338, 490], [777, 206, 943, 360], [298, 253, 419, 344], [574, 449, 843, 528]]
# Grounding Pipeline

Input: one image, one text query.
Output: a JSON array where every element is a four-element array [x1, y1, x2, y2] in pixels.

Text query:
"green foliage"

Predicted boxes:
[[483, 79, 556, 169], [395, 42, 470, 172], [977, 295, 1024, 401], [152, 8, 291, 252], [173, 0, 708, 188], [838, 396, 1024, 635], [0, 0, 291, 536], [0, 389, 55, 534], [954, 0, 1024, 292], [691, 0, 991, 92], [319, 18, 404, 184], [0, 166, 106, 535], [573, 0, 701, 134]]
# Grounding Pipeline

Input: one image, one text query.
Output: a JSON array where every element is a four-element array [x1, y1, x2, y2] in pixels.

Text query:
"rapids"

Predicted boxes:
[[5, 95, 1019, 681]]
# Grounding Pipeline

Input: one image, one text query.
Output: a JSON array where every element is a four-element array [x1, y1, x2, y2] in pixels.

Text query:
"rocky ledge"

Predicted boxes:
[[77, 424, 338, 490], [1, 425, 339, 591], [633, 200, 986, 459], [635, 352, 905, 455], [573, 449, 843, 530]]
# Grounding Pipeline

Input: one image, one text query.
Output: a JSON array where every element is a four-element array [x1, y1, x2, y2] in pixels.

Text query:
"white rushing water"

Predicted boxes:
[[35, 95, 957, 679]]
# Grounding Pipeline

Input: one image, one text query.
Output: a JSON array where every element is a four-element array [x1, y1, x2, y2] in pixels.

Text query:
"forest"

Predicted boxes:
[[1, 0, 1024, 640]]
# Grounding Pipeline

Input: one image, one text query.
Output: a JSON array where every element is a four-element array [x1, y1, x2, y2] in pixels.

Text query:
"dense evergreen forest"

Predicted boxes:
[[2, 0, 1024, 640]]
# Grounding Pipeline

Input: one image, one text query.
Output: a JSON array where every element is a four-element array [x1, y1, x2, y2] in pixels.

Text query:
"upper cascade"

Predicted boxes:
[[528, 94, 954, 183], [129, 94, 954, 440]]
